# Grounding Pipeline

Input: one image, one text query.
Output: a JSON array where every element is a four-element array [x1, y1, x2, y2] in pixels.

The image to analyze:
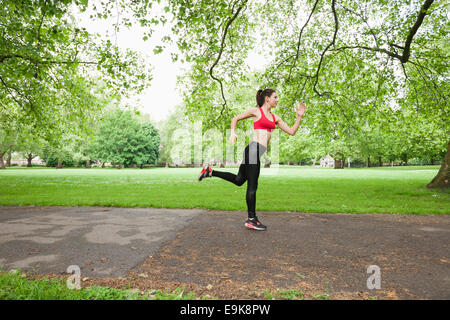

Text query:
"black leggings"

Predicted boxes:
[[211, 141, 266, 218]]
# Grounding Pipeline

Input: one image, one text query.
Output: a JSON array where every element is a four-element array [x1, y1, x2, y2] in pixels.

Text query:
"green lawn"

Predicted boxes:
[[0, 270, 199, 300], [0, 166, 448, 214]]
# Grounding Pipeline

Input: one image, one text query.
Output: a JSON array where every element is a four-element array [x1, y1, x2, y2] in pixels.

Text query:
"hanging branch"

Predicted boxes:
[[312, 0, 338, 96], [287, 0, 320, 83], [209, 0, 248, 123], [0, 54, 97, 65]]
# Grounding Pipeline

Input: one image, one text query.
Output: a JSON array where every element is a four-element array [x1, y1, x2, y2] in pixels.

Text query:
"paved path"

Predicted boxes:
[[0, 206, 204, 277], [0, 206, 449, 299]]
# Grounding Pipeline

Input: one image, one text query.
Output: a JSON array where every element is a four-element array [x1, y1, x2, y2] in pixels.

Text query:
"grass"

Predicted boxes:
[[264, 276, 331, 300], [0, 270, 334, 301], [264, 289, 305, 300], [312, 277, 331, 300], [0, 270, 201, 300], [0, 165, 448, 214]]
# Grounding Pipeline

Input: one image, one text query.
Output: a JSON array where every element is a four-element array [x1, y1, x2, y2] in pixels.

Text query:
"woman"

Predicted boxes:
[[198, 88, 306, 231]]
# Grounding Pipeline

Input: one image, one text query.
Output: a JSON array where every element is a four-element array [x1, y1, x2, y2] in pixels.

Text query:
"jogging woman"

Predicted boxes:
[[198, 88, 306, 231]]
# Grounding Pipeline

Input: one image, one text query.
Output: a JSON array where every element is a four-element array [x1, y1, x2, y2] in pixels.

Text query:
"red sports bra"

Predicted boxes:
[[254, 107, 276, 132]]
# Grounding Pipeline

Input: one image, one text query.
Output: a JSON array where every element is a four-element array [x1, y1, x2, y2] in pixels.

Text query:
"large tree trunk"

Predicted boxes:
[[427, 140, 449, 189], [57, 160, 62, 168], [165, 157, 169, 168], [86, 159, 91, 168], [0, 152, 5, 169], [366, 157, 371, 167], [6, 152, 11, 167], [334, 153, 344, 169], [334, 159, 344, 169], [27, 154, 33, 167], [401, 153, 408, 165], [378, 157, 382, 167]]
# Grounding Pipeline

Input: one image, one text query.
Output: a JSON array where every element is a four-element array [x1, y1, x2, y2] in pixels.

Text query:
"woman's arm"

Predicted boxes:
[[231, 107, 258, 132], [230, 107, 259, 144], [274, 103, 306, 136]]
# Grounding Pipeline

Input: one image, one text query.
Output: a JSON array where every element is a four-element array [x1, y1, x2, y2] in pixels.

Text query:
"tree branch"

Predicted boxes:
[[0, 74, 28, 112], [332, 0, 434, 64], [0, 54, 97, 65], [331, 45, 402, 60], [401, 0, 434, 63], [313, 0, 338, 96], [287, 0, 320, 82], [209, 0, 248, 122]]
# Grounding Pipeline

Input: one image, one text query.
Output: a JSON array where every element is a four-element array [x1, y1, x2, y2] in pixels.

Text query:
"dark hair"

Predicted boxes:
[[256, 88, 276, 107]]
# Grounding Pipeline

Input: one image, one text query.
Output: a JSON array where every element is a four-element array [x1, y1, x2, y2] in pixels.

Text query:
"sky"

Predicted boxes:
[[73, 1, 269, 123]]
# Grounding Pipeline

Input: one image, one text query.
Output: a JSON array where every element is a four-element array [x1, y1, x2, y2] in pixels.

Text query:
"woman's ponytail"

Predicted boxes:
[[256, 88, 276, 107]]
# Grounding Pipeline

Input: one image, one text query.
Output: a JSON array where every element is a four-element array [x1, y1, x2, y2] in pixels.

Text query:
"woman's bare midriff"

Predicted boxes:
[[253, 129, 272, 148]]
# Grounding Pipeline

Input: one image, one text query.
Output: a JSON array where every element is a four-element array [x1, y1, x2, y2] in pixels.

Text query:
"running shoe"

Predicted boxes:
[[244, 216, 267, 231], [198, 165, 212, 181]]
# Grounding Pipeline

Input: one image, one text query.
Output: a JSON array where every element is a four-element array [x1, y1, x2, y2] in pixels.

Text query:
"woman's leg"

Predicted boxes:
[[245, 163, 260, 218], [244, 142, 265, 218], [211, 163, 247, 186], [210, 141, 266, 229]]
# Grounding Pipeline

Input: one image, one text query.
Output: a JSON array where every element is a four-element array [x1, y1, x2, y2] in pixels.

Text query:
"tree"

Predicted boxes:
[[41, 133, 77, 168], [279, 129, 318, 165], [141, 122, 161, 166], [157, 112, 179, 167], [0, 123, 18, 169], [93, 108, 160, 168], [16, 126, 45, 167], [72, 133, 95, 168]]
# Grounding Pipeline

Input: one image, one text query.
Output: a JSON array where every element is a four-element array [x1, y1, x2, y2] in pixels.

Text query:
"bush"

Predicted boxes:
[[45, 156, 75, 168], [348, 158, 366, 168], [408, 158, 437, 166]]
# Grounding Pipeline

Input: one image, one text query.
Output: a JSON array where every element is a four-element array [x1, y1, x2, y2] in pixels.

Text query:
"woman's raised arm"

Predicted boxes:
[[274, 103, 306, 136]]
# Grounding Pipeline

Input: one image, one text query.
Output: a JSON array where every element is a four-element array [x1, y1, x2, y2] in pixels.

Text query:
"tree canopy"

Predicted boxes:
[[0, 0, 153, 141]]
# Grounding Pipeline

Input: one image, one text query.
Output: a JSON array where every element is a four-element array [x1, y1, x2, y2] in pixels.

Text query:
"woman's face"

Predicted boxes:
[[266, 92, 279, 108]]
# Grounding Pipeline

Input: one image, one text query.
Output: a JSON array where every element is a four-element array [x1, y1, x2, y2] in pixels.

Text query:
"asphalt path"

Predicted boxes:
[[0, 206, 449, 299]]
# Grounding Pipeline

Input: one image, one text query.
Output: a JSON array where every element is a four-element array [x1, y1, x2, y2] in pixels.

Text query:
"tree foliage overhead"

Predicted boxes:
[[159, 0, 447, 131], [0, 0, 153, 140]]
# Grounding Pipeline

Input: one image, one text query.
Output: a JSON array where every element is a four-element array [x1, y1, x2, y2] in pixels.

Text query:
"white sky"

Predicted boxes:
[[73, 1, 269, 123]]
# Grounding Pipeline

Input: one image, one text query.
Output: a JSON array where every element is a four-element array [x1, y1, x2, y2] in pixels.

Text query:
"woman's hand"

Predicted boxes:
[[230, 131, 238, 144], [296, 102, 306, 117]]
